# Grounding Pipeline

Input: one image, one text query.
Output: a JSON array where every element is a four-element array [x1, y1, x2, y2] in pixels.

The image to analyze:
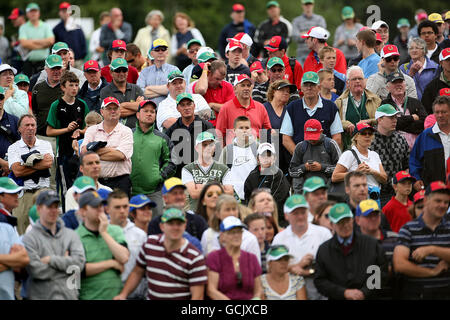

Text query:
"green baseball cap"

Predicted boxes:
[[26, 3, 40, 12], [302, 176, 328, 194], [28, 205, 39, 224], [161, 207, 186, 223], [187, 39, 202, 48], [0, 87, 5, 96], [176, 93, 194, 105], [329, 203, 353, 224], [266, 244, 293, 262], [14, 74, 30, 85], [0, 177, 23, 194], [284, 194, 309, 214], [267, 57, 284, 69], [72, 176, 96, 194], [168, 70, 185, 83], [397, 18, 410, 28], [52, 42, 69, 54], [110, 58, 129, 71], [341, 6, 355, 20], [301, 71, 320, 85], [302, 0, 314, 4], [195, 131, 216, 146], [375, 104, 401, 120], [266, 1, 280, 8], [197, 51, 217, 63], [45, 55, 63, 69], [147, 50, 154, 60]]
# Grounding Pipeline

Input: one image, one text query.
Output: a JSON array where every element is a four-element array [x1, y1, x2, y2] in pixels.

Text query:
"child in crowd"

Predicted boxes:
[[318, 46, 346, 95], [244, 213, 269, 274], [382, 171, 415, 233], [72, 110, 103, 155], [219, 116, 258, 201], [318, 69, 339, 102]]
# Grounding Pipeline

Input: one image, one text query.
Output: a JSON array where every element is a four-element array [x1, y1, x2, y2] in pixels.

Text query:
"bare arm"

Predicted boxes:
[[193, 65, 210, 95], [162, 118, 178, 130], [331, 133, 342, 151], [252, 276, 262, 299], [393, 245, 447, 278], [0, 244, 29, 269], [85, 259, 123, 276], [99, 213, 129, 264], [208, 102, 223, 114], [282, 135, 297, 155], [190, 285, 205, 300], [144, 85, 169, 97], [370, 164, 388, 184], [296, 285, 307, 300], [114, 264, 146, 299], [331, 163, 348, 183], [185, 181, 204, 200], [96, 147, 126, 161], [207, 270, 231, 300], [20, 37, 55, 50], [11, 154, 53, 177]]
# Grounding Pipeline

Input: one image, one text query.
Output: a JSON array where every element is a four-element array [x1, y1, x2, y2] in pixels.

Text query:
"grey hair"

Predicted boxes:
[[346, 65, 364, 81], [407, 38, 427, 56], [146, 10, 164, 24]]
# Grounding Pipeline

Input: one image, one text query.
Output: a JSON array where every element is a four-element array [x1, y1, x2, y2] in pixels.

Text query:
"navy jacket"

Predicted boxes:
[[53, 21, 87, 60]]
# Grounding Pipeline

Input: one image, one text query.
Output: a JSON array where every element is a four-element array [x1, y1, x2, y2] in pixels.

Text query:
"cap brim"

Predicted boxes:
[[265, 46, 279, 52], [163, 217, 186, 223], [267, 253, 293, 262], [44, 197, 60, 206], [396, 177, 416, 184], [361, 208, 380, 216], [169, 76, 185, 83], [330, 213, 353, 224], [304, 132, 321, 141], [277, 83, 297, 93], [285, 203, 309, 213], [221, 224, 245, 232], [130, 200, 157, 210]]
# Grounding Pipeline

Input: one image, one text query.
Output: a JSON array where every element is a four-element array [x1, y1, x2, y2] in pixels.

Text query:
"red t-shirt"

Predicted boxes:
[[303, 45, 347, 75], [216, 97, 272, 145], [193, 80, 235, 127], [282, 55, 303, 90], [101, 65, 140, 84], [382, 196, 413, 233]]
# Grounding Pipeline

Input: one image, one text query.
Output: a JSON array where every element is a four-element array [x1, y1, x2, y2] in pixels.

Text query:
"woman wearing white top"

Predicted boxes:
[[201, 194, 261, 264], [331, 122, 387, 188]]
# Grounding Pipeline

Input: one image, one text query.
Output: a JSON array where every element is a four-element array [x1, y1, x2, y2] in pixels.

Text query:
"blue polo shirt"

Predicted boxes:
[[358, 53, 381, 78], [136, 63, 179, 106], [0, 111, 20, 159], [0, 222, 22, 300]]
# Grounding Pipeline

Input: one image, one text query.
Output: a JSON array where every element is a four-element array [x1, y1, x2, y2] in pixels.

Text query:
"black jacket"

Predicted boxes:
[[421, 72, 449, 115], [314, 231, 388, 300], [382, 94, 427, 134], [77, 77, 108, 113]]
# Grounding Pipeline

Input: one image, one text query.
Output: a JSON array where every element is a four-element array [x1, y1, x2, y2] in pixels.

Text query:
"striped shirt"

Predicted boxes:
[[136, 234, 208, 300], [397, 214, 450, 288]]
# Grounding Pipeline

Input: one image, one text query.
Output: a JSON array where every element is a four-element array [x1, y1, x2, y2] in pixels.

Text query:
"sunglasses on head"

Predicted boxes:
[[384, 56, 400, 63]]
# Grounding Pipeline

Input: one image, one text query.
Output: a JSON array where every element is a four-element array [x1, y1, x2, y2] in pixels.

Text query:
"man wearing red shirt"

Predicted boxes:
[[216, 74, 272, 146], [382, 171, 415, 233], [192, 60, 235, 127], [302, 27, 347, 75], [101, 40, 139, 84], [264, 36, 303, 90]]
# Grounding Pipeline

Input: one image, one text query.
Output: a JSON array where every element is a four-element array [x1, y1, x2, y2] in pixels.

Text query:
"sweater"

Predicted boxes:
[[400, 57, 439, 100], [366, 70, 418, 101], [53, 20, 87, 60]]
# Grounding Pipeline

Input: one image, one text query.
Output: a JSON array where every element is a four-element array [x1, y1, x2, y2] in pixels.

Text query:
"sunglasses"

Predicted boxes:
[[270, 68, 284, 73], [188, 49, 199, 54], [126, 58, 135, 64], [206, 191, 222, 197], [384, 56, 400, 63], [154, 47, 167, 52], [0, 95, 4, 101], [113, 68, 128, 73], [359, 131, 374, 136]]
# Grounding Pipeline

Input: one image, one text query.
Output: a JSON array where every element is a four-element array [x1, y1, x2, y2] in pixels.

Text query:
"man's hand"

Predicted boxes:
[[113, 293, 127, 300], [0, 160, 10, 176], [412, 114, 419, 121], [67, 121, 79, 132], [377, 59, 385, 73], [136, 96, 145, 104], [4, 87, 14, 100], [412, 246, 433, 262], [431, 260, 449, 277], [344, 289, 365, 300], [299, 254, 314, 268], [98, 212, 109, 235], [346, 123, 355, 135], [40, 256, 51, 264], [414, 180, 424, 191], [309, 162, 322, 172], [111, 259, 125, 273]]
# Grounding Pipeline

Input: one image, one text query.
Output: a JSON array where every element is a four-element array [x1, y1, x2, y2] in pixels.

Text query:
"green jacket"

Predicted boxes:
[[131, 123, 176, 195]]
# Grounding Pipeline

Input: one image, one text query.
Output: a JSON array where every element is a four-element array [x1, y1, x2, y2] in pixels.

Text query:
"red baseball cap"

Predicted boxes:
[[416, 13, 428, 21], [233, 74, 253, 86], [381, 45, 400, 58], [265, 36, 287, 52], [250, 61, 264, 73], [111, 39, 127, 51], [353, 122, 375, 137], [101, 97, 120, 109], [138, 100, 157, 111], [375, 33, 383, 43], [440, 88, 450, 96], [59, 2, 71, 10], [425, 181, 450, 196], [304, 119, 322, 141], [8, 8, 24, 20], [439, 48, 450, 62], [359, 26, 371, 32], [413, 190, 425, 203], [392, 171, 416, 184], [227, 32, 253, 47], [83, 60, 100, 72], [226, 39, 243, 52], [232, 4, 245, 12]]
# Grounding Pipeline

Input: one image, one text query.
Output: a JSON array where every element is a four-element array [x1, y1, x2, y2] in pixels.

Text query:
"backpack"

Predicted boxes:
[[298, 137, 333, 158], [225, 142, 258, 169]]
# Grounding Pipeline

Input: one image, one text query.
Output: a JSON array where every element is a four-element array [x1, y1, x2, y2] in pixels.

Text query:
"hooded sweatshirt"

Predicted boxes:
[[22, 218, 86, 300]]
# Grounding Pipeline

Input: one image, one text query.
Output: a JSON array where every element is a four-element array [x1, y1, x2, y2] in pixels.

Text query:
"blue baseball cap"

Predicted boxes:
[[129, 194, 156, 212], [97, 188, 111, 201]]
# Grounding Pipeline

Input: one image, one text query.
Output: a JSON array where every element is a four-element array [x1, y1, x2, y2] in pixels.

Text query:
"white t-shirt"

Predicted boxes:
[[156, 93, 211, 131], [181, 162, 234, 186], [337, 146, 382, 188], [200, 227, 261, 265], [426, 44, 438, 59]]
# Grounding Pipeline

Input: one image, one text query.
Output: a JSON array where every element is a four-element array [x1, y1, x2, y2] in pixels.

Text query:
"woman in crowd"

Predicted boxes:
[[312, 200, 335, 233], [134, 10, 171, 61], [206, 216, 262, 300], [200, 194, 260, 260], [264, 80, 298, 174], [408, 189, 425, 219], [260, 245, 307, 300], [400, 37, 439, 101], [170, 12, 205, 71], [244, 213, 270, 273], [264, 214, 279, 244], [333, 6, 363, 62], [195, 181, 224, 226], [247, 188, 281, 229], [332, 123, 387, 189]]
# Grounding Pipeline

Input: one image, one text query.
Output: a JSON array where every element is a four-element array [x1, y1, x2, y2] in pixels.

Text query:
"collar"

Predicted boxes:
[[158, 234, 189, 253], [45, 79, 60, 88], [337, 232, 354, 245], [137, 122, 155, 134], [98, 121, 120, 134], [88, 81, 102, 91], [111, 81, 131, 93], [177, 115, 200, 129], [18, 137, 41, 148], [416, 213, 447, 231], [432, 122, 447, 135], [302, 96, 322, 110], [40, 220, 61, 236], [233, 96, 255, 110]]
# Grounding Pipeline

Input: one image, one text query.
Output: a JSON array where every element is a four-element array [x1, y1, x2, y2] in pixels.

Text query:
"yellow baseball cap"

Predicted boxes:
[[428, 13, 444, 24], [151, 39, 168, 51]]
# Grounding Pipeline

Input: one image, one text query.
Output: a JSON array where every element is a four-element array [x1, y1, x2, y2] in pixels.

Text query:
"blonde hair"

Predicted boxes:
[[85, 111, 103, 126], [247, 189, 279, 228], [318, 69, 333, 82], [318, 46, 336, 60], [173, 12, 195, 33], [210, 194, 240, 231], [267, 79, 291, 103]]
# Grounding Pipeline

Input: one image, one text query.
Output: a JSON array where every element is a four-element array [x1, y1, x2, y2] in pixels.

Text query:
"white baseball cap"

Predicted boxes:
[[371, 20, 389, 30], [301, 26, 330, 40], [0, 64, 17, 75], [257, 142, 276, 155]]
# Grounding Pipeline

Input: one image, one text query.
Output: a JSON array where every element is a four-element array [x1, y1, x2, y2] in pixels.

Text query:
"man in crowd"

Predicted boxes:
[[394, 18, 412, 65], [0, 177, 23, 230], [131, 100, 175, 218], [281, 72, 343, 154], [419, 20, 442, 64], [272, 194, 332, 300], [356, 29, 381, 79], [100, 58, 144, 129], [81, 97, 133, 195], [78, 60, 108, 112], [8, 8, 27, 73], [367, 44, 418, 100], [156, 70, 211, 131], [182, 39, 202, 84], [344, 171, 369, 215], [100, 40, 139, 84], [18, 3, 55, 76], [291, 0, 326, 64], [126, 43, 148, 73], [253, 1, 292, 59], [225, 39, 251, 85], [0, 64, 29, 119], [8, 114, 53, 235], [137, 39, 178, 106], [23, 190, 85, 299], [393, 181, 450, 299], [371, 21, 390, 47], [371, 104, 410, 207]]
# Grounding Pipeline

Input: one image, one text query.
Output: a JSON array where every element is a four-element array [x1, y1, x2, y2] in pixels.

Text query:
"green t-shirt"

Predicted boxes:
[[18, 20, 54, 62], [76, 224, 127, 300]]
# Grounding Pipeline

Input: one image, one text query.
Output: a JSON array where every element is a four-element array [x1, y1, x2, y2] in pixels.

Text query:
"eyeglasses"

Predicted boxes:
[[126, 58, 135, 64], [349, 77, 364, 81], [236, 271, 242, 288], [206, 191, 222, 197], [416, 205, 424, 210], [384, 56, 400, 63], [359, 131, 374, 136], [153, 47, 167, 52], [113, 68, 128, 73], [104, 106, 119, 112], [188, 49, 199, 54], [270, 68, 284, 73], [420, 31, 435, 36]]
